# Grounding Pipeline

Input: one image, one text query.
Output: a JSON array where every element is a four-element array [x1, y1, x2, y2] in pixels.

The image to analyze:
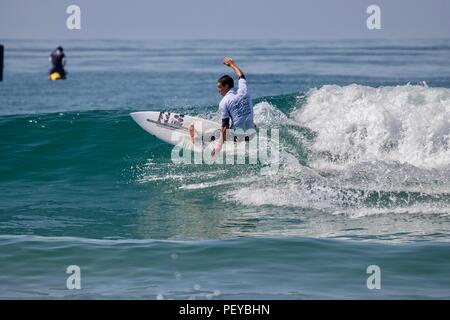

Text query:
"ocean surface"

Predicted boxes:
[[0, 39, 450, 299]]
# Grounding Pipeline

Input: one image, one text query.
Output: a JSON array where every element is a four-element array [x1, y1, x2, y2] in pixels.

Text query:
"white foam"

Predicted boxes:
[[253, 101, 299, 127], [180, 179, 241, 190], [221, 85, 450, 217], [292, 84, 450, 169], [222, 162, 346, 210], [333, 204, 450, 218]]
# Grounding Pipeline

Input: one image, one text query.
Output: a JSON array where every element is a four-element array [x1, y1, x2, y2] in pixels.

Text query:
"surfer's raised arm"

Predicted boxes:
[[223, 57, 245, 79]]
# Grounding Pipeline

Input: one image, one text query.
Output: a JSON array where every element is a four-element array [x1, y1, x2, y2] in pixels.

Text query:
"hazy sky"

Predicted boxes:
[[1, 0, 449, 40]]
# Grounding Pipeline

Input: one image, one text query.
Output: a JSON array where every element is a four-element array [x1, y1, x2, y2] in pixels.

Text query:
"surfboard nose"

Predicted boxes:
[[129, 112, 148, 129], [130, 111, 149, 124], [129, 112, 141, 120]]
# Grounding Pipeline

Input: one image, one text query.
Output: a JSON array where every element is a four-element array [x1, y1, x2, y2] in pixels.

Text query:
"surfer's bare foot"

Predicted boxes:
[[188, 123, 195, 143]]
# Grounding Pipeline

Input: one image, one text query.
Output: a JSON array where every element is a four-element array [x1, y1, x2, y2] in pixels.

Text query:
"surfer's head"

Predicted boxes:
[[217, 75, 234, 96]]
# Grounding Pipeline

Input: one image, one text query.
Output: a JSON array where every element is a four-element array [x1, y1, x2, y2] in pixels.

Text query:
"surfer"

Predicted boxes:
[[48, 46, 67, 80], [189, 57, 255, 156]]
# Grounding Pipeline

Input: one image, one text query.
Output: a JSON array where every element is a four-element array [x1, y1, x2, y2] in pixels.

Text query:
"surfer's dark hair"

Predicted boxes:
[[218, 75, 234, 88]]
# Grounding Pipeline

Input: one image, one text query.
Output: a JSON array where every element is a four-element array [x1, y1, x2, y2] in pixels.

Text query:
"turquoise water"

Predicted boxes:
[[0, 39, 450, 299]]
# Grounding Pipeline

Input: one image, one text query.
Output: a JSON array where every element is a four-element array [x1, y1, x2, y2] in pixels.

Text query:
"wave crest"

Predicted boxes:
[[292, 83, 450, 169]]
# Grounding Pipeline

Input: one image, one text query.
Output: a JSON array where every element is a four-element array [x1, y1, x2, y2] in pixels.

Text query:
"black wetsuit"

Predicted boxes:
[[49, 50, 66, 79]]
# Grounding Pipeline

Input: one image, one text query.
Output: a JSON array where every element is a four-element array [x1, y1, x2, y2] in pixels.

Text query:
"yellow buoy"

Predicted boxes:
[[49, 72, 61, 81]]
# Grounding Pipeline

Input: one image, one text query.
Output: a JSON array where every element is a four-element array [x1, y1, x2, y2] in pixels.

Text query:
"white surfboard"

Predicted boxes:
[[130, 111, 221, 146]]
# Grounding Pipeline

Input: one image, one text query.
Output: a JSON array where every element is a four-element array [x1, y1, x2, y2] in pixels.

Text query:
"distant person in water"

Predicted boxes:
[[48, 46, 67, 80], [189, 57, 255, 156]]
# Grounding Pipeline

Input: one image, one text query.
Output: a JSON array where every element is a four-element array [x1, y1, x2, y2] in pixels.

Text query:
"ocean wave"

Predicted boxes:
[[1, 85, 450, 242], [213, 88, 450, 223], [292, 83, 450, 169]]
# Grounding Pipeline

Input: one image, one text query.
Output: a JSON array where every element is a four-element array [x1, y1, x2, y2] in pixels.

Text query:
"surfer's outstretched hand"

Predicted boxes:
[[223, 57, 245, 79], [223, 57, 234, 66]]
